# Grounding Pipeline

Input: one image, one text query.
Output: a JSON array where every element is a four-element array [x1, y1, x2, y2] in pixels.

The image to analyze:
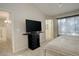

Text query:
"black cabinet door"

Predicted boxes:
[[28, 33, 40, 50]]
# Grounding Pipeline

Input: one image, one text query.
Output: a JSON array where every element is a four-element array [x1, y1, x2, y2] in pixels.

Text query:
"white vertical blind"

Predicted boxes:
[[58, 16, 79, 35]]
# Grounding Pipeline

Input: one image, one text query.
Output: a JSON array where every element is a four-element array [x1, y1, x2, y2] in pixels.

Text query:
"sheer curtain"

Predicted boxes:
[[58, 16, 79, 35]]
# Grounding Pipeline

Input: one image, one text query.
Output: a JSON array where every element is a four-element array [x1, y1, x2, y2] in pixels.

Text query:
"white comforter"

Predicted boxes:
[[45, 36, 79, 56]]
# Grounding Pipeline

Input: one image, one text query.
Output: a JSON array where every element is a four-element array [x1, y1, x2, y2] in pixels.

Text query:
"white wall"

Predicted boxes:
[[0, 3, 46, 53]]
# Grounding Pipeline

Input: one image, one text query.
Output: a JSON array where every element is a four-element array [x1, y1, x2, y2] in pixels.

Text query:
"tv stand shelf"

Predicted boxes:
[[23, 31, 43, 35], [23, 32, 32, 35]]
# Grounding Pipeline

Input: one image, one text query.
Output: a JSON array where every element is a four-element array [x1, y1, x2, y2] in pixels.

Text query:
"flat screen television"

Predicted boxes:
[[26, 19, 42, 32]]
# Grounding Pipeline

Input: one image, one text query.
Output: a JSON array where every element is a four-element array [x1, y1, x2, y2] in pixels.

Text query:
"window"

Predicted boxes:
[[58, 15, 79, 35]]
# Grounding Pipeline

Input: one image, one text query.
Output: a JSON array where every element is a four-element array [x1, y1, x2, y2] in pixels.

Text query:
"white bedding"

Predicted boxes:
[[45, 36, 79, 56]]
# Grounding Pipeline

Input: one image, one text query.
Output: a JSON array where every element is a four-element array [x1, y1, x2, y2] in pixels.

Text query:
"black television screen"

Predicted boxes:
[[26, 19, 41, 32]]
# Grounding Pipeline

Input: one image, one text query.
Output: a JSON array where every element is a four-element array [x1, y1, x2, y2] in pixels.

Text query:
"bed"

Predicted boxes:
[[44, 36, 79, 56]]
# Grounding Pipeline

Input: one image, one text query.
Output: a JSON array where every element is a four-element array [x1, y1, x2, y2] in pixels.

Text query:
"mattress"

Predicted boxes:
[[44, 36, 79, 56]]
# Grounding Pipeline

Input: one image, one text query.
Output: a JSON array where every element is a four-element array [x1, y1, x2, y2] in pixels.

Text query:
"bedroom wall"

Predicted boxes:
[[0, 3, 46, 53]]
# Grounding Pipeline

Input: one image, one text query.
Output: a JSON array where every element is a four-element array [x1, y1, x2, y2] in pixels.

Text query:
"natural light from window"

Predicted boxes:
[[58, 15, 79, 36]]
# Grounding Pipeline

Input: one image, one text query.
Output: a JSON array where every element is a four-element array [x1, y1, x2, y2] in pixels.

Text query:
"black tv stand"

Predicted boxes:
[[23, 32, 40, 50]]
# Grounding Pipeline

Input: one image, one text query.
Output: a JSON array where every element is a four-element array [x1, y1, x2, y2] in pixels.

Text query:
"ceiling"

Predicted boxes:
[[33, 3, 79, 17]]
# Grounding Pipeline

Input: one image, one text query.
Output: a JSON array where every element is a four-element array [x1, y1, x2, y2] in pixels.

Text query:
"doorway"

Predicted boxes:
[[0, 11, 12, 55]]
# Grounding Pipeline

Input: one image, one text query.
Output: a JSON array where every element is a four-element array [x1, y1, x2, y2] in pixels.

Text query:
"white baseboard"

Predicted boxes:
[[13, 47, 28, 53]]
